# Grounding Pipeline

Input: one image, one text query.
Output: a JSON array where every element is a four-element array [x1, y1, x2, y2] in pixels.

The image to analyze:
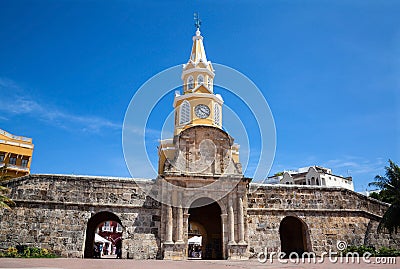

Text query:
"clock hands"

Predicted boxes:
[[195, 104, 210, 118]]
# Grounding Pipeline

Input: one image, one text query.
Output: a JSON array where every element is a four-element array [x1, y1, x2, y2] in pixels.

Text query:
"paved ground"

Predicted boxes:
[[0, 258, 398, 269]]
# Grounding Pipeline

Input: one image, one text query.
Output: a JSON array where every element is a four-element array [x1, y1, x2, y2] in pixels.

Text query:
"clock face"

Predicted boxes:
[[195, 104, 210, 119]]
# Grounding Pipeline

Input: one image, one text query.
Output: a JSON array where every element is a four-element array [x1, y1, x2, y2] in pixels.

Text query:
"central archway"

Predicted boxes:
[[84, 211, 123, 258], [279, 216, 310, 257], [188, 198, 222, 260]]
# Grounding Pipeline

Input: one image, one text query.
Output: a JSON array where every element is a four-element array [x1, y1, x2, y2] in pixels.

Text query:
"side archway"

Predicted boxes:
[[84, 211, 123, 258], [279, 216, 311, 256]]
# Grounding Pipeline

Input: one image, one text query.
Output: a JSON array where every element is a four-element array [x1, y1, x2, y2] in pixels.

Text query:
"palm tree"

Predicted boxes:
[[368, 160, 400, 234]]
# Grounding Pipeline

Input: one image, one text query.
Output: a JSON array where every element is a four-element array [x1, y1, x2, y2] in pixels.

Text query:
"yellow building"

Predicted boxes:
[[0, 128, 34, 179]]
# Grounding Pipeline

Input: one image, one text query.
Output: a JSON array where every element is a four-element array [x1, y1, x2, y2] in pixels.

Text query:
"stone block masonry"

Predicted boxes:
[[246, 184, 399, 257], [0, 174, 161, 258], [0, 175, 398, 259]]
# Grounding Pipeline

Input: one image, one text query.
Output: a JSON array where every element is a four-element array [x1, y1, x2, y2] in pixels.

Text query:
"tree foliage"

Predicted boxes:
[[368, 160, 400, 234], [0, 165, 15, 210], [0, 164, 11, 182], [0, 185, 15, 210]]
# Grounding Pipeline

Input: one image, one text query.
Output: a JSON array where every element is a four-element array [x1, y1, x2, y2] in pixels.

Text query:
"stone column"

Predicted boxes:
[[238, 197, 246, 244], [176, 205, 184, 243], [221, 213, 228, 259], [184, 212, 190, 238], [165, 204, 173, 243], [228, 200, 236, 244]]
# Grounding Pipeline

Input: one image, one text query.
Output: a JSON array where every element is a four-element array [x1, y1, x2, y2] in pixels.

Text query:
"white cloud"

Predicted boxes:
[[270, 156, 386, 179], [322, 156, 385, 176], [0, 78, 121, 133]]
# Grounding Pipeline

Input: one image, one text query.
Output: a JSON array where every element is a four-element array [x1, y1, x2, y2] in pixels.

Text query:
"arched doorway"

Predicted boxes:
[[279, 216, 310, 256], [188, 198, 222, 260], [84, 211, 123, 258]]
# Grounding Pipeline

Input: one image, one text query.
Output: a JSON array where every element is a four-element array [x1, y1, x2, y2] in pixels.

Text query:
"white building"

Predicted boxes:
[[267, 166, 354, 191]]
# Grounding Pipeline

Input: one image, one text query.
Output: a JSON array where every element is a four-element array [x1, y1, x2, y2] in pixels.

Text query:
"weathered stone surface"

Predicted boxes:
[[246, 184, 399, 257], [0, 175, 398, 259], [0, 174, 161, 259]]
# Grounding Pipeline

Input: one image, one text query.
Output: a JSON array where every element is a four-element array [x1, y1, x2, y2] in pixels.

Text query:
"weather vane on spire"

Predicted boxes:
[[194, 12, 201, 30]]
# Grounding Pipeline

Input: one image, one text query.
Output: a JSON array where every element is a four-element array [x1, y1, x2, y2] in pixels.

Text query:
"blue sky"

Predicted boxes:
[[0, 1, 399, 192]]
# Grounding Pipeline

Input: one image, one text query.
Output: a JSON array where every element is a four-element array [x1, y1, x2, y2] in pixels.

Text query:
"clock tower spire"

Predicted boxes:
[[173, 14, 223, 135], [158, 16, 242, 177]]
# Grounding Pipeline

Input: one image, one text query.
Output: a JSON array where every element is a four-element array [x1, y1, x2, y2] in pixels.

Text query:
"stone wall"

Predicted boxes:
[[1, 175, 398, 260], [0, 174, 161, 258], [246, 184, 399, 257]]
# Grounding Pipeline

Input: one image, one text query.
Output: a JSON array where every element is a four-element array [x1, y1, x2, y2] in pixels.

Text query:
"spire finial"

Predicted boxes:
[[194, 12, 201, 30]]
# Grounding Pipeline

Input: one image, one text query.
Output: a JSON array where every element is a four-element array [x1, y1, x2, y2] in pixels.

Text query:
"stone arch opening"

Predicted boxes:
[[188, 198, 222, 260], [279, 216, 310, 257], [84, 211, 123, 258]]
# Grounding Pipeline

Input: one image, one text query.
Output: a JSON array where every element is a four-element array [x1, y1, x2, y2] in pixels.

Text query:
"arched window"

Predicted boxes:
[[207, 77, 211, 88], [187, 76, 194, 90], [179, 100, 191, 124], [197, 75, 204, 86], [214, 103, 220, 125]]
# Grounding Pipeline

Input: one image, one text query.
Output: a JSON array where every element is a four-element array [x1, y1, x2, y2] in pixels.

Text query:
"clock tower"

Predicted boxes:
[[173, 27, 223, 136], [158, 16, 249, 261], [158, 24, 240, 176]]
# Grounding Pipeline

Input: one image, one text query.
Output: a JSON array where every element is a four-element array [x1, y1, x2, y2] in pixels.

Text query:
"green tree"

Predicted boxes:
[[0, 165, 11, 182], [0, 165, 15, 210], [368, 160, 400, 234], [0, 185, 15, 210]]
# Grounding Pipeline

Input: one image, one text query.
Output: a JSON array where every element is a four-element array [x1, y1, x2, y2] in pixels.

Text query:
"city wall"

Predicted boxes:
[[0, 175, 397, 259], [0, 174, 161, 258], [246, 184, 398, 257]]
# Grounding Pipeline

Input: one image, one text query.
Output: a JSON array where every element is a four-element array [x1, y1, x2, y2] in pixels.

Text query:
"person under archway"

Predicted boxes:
[[84, 211, 123, 259]]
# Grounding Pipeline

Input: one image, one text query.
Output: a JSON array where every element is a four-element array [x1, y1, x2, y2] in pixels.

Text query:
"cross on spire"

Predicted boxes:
[[194, 12, 201, 30]]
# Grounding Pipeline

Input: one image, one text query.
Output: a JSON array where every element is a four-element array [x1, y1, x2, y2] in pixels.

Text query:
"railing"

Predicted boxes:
[[0, 129, 32, 143], [102, 226, 113, 232], [1, 163, 29, 171], [0, 139, 33, 149]]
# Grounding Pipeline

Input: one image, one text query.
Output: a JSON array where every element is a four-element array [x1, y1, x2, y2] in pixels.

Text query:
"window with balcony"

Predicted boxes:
[[102, 221, 112, 232], [116, 223, 123, 233], [9, 156, 16, 165], [21, 159, 29, 168]]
